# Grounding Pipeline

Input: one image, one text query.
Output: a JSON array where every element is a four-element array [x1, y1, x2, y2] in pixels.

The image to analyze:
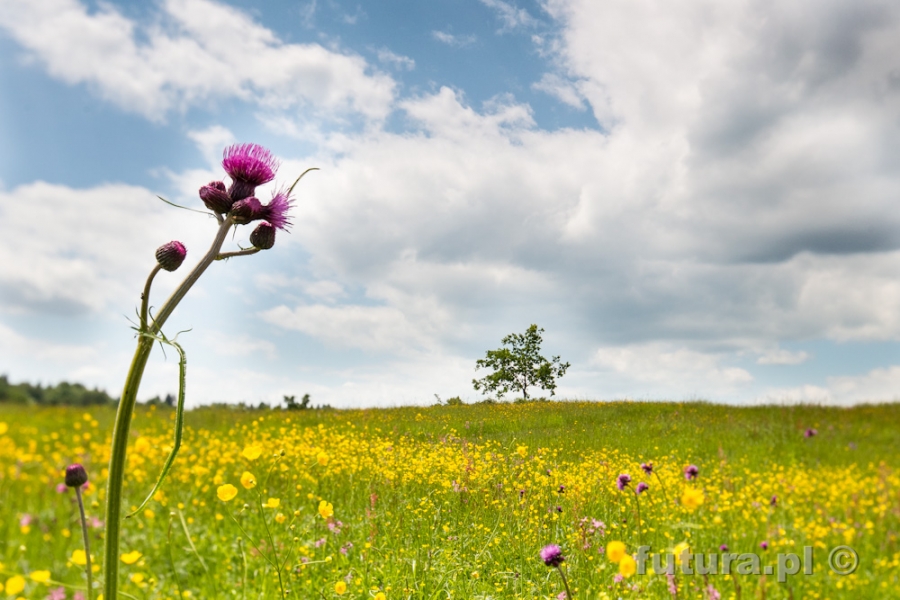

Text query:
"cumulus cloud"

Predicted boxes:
[[375, 47, 415, 70], [479, 0, 538, 31], [531, 73, 586, 109], [0, 0, 395, 121]]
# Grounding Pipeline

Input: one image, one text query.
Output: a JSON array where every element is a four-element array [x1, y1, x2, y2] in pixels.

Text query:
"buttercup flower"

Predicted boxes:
[[30, 570, 51, 583], [240, 471, 257, 489], [606, 541, 626, 563], [155, 241, 187, 272], [334, 581, 347, 595], [71, 549, 88, 565], [5, 575, 26, 595], [242, 444, 263, 460], [65, 464, 88, 488], [223, 143, 279, 201], [217, 484, 238, 502], [619, 554, 637, 577], [120, 550, 142, 565], [316, 451, 329, 466], [540, 544, 565, 567], [616, 473, 632, 491], [681, 487, 704, 511], [318, 500, 334, 519]]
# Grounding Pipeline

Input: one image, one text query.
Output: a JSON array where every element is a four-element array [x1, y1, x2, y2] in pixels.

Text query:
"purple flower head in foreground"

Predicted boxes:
[[65, 463, 89, 488], [640, 462, 653, 475], [540, 544, 565, 567], [804, 428, 818, 438], [223, 143, 279, 201], [760, 541, 769, 550], [616, 473, 632, 491], [259, 188, 294, 231], [636, 482, 649, 494], [199, 180, 233, 214], [770, 495, 778, 506], [250, 222, 276, 250], [230, 197, 263, 225], [684, 465, 699, 481], [155, 241, 187, 272]]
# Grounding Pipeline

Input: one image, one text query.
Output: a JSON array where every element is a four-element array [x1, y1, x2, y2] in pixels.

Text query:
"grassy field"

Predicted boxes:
[[0, 400, 898, 599]]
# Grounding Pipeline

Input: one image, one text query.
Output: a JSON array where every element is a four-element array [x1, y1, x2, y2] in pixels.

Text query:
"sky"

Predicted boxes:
[[1, 0, 900, 408]]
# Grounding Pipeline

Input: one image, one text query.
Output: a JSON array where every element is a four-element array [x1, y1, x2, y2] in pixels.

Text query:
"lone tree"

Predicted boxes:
[[473, 324, 570, 400]]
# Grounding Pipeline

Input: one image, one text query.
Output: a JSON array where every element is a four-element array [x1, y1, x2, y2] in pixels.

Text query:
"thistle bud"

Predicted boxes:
[[65, 463, 89, 488], [250, 222, 276, 250], [155, 241, 187, 271], [199, 180, 233, 214], [230, 197, 262, 225]]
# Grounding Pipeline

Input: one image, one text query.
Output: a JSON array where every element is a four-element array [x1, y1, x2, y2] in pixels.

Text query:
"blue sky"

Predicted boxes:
[[2, 0, 900, 407]]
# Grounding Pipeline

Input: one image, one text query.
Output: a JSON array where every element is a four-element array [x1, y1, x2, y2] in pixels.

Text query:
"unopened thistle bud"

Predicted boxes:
[[155, 241, 187, 271], [65, 463, 89, 488], [230, 197, 262, 225], [199, 180, 233, 213], [250, 222, 276, 250]]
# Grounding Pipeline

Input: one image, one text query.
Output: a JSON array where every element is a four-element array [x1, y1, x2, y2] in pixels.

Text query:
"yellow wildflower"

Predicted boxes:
[[121, 551, 142, 565], [240, 471, 257, 489], [217, 484, 238, 502], [30, 570, 51, 583], [71, 550, 87, 566], [673, 542, 691, 565], [334, 581, 347, 595], [374, 593, 386, 600], [606, 540, 626, 563], [316, 451, 329, 466], [619, 555, 636, 577], [0, 422, 7, 435], [265, 498, 281, 509], [275, 513, 286, 524], [5, 575, 25, 595], [516, 445, 528, 457], [242, 444, 263, 460], [681, 487, 704, 511], [318, 500, 334, 519]]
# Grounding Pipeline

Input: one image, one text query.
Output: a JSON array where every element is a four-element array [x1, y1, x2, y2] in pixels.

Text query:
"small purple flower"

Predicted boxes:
[[557, 485, 566, 494], [614, 574, 624, 584], [556, 592, 568, 600], [48, 587, 67, 600], [230, 196, 263, 224], [327, 520, 343, 534], [804, 428, 817, 438], [259, 188, 294, 231], [616, 473, 632, 491], [74, 593, 87, 600], [65, 464, 89, 488], [223, 143, 279, 201], [540, 544, 565, 567], [636, 482, 649, 494], [56, 483, 68, 493], [683, 465, 699, 481], [250, 222, 276, 250], [314, 537, 326, 548], [519, 489, 526, 499], [555, 505, 563, 513], [155, 241, 187, 272], [340, 541, 353, 555], [199, 180, 233, 214], [666, 572, 677, 595], [760, 541, 769, 550], [770, 495, 778, 506], [719, 544, 729, 552], [706, 583, 721, 600], [20, 514, 33, 527], [640, 462, 653, 475]]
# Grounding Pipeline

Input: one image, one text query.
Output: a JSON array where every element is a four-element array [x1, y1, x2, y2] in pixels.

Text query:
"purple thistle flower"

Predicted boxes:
[[250, 222, 276, 250], [770, 495, 778, 506], [555, 505, 563, 513], [540, 544, 565, 567], [557, 485, 566, 494], [259, 188, 294, 231], [636, 482, 649, 494], [65, 463, 89, 488], [155, 241, 187, 272], [804, 428, 817, 438], [760, 540, 769, 550], [719, 544, 729, 552], [640, 462, 653, 475], [223, 143, 279, 201], [616, 473, 632, 491], [683, 465, 699, 481], [230, 196, 263, 225], [199, 180, 233, 214]]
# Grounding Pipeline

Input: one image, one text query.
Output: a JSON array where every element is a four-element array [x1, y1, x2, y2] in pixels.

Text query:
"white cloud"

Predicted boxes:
[[532, 73, 586, 109], [0, 0, 396, 121], [479, 0, 538, 31], [432, 30, 477, 48], [757, 347, 810, 365], [375, 47, 415, 70], [187, 126, 236, 167]]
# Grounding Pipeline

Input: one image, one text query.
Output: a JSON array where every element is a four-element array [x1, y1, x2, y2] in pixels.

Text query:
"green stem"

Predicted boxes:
[[75, 486, 94, 600], [556, 564, 573, 598], [103, 217, 234, 600]]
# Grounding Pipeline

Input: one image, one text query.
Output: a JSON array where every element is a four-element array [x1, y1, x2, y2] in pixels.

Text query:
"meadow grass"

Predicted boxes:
[[0, 400, 897, 599]]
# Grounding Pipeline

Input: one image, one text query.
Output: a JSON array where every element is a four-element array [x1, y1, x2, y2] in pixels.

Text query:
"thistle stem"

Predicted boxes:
[[75, 486, 94, 600], [103, 217, 234, 600], [556, 564, 574, 598]]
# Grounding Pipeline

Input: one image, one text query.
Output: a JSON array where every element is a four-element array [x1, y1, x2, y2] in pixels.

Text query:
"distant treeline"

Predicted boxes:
[[0, 375, 118, 406]]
